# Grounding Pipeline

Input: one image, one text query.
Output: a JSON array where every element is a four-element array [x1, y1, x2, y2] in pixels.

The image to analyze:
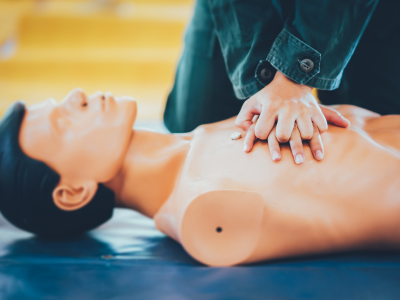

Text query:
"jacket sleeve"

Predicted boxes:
[[208, 0, 379, 99]]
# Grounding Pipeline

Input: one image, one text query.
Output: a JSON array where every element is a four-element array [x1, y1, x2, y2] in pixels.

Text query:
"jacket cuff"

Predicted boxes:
[[231, 60, 276, 99], [266, 28, 335, 89]]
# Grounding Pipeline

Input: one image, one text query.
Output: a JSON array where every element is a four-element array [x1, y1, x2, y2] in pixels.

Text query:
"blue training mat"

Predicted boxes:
[[1, 208, 400, 300]]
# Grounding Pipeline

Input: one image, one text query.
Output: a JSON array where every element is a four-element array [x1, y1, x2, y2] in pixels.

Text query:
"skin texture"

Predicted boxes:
[[235, 71, 351, 164], [18, 90, 400, 266]]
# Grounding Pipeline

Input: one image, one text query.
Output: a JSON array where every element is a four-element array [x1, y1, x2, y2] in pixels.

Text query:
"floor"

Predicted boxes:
[[1, 207, 400, 300]]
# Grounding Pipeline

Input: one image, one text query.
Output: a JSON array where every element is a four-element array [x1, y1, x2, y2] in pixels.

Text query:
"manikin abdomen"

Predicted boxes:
[[154, 105, 400, 266]]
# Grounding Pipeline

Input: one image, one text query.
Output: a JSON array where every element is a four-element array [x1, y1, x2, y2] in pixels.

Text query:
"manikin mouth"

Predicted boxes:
[[103, 94, 118, 113], [101, 94, 113, 112], [100, 95, 106, 112], [103, 96, 108, 112]]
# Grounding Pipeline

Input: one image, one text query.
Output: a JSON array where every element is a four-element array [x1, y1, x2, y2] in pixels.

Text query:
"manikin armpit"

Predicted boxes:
[[7, 89, 400, 266]]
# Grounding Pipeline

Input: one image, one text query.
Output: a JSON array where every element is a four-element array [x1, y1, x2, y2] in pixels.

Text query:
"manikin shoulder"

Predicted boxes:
[[192, 117, 237, 134]]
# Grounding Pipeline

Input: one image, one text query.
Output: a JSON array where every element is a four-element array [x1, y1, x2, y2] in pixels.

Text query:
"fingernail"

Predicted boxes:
[[244, 144, 249, 152], [315, 150, 323, 160], [341, 115, 350, 123], [272, 150, 280, 161], [295, 154, 304, 164]]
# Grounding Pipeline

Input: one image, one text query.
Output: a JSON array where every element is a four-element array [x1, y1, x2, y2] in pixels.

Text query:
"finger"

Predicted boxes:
[[319, 105, 351, 128], [275, 113, 296, 143], [289, 124, 305, 164], [267, 127, 281, 161], [243, 123, 257, 153], [309, 124, 324, 160], [311, 107, 328, 134], [296, 116, 313, 140], [235, 96, 260, 131], [254, 103, 277, 140]]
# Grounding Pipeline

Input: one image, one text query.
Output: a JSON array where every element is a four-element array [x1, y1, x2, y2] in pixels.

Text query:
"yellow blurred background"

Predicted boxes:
[[0, 0, 193, 120]]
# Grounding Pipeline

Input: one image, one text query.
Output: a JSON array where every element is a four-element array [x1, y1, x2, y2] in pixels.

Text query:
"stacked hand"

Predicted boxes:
[[235, 71, 350, 163]]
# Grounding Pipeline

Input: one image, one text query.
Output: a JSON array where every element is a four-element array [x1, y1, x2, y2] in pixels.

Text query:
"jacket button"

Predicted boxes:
[[299, 58, 314, 73], [260, 68, 272, 80]]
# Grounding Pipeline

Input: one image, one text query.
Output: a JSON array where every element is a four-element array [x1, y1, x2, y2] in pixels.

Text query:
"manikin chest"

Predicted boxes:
[[154, 113, 400, 266]]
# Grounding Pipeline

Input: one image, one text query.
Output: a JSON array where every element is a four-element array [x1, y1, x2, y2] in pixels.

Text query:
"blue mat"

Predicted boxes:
[[1, 208, 400, 300]]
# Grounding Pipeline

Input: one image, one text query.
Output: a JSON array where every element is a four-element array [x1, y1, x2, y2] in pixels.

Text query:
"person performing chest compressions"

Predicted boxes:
[[1, 89, 400, 266], [165, 0, 400, 166]]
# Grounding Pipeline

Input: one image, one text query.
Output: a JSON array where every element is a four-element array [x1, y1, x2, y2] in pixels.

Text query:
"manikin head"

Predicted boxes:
[[0, 89, 137, 236]]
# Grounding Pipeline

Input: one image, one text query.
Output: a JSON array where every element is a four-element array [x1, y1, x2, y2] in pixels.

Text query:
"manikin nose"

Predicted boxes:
[[69, 89, 86, 101], [61, 89, 88, 110]]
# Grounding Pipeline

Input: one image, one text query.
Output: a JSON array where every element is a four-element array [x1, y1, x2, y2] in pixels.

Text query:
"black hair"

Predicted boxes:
[[0, 102, 115, 237]]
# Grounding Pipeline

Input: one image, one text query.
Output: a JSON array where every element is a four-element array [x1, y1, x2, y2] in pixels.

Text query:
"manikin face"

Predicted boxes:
[[19, 89, 137, 210]]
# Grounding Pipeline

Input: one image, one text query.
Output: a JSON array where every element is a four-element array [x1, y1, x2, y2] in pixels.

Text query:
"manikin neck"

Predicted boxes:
[[105, 130, 191, 218]]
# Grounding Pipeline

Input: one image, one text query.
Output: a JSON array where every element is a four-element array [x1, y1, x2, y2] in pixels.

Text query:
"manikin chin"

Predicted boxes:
[[1, 88, 400, 267]]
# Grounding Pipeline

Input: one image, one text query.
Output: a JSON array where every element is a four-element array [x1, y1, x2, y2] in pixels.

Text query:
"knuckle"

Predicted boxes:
[[270, 95, 283, 104], [301, 132, 313, 140], [265, 103, 278, 115], [300, 107, 310, 116], [292, 98, 302, 107], [276, 133, 290, 143], [319, 123, 328, 132], [281, 101, 292, 113], [255, 128, 268, 140]]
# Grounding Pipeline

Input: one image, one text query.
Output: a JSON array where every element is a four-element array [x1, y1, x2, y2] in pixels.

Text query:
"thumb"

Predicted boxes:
[[235, 96, 260, 131], [319, 104, 350, 128]]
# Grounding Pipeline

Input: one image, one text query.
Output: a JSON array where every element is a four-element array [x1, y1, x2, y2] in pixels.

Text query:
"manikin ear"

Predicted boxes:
[[52, 180, 98, 211]]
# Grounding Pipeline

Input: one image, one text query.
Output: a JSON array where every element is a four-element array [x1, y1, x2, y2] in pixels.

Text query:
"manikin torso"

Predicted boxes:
[[18, 94, 400, 267], [110, 105, 400, 267]]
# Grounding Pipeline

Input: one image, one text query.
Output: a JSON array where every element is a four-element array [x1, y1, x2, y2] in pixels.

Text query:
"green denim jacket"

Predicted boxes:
[[208, 0, 399, 99]]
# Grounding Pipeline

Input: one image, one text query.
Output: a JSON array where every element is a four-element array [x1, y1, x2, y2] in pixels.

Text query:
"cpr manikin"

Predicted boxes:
[[1, 89, 400, 267]]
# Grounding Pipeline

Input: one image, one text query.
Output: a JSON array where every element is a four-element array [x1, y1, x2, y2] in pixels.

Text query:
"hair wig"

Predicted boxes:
[[0, 102, 115, 236]]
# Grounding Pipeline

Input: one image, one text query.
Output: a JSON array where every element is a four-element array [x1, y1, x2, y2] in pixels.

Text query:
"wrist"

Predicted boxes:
[[274, 71, 313, 92]]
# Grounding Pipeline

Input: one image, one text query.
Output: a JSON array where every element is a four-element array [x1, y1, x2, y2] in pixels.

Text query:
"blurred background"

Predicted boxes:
[[0, 0, 193, 120]]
